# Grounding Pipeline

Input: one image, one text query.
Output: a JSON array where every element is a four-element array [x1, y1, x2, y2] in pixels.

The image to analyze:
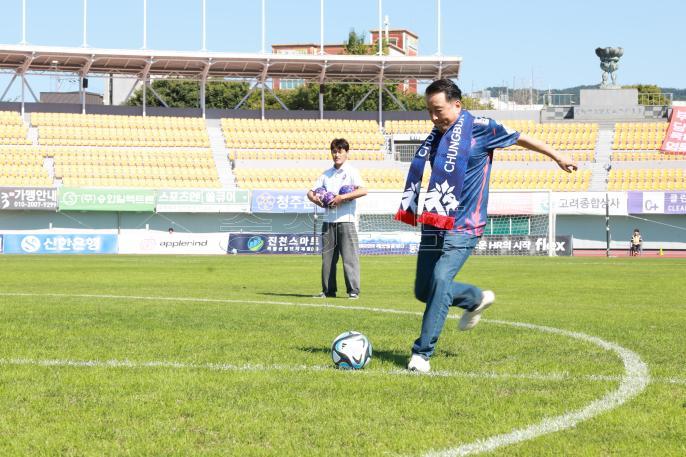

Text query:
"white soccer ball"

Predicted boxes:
[[331, 331, 372, 369]]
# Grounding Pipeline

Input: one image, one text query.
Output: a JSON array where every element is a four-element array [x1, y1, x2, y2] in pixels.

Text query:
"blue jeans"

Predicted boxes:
[[412, 229, 482, 359]]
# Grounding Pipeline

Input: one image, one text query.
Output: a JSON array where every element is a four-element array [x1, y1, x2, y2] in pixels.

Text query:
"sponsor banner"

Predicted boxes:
[[228, 233, 320, 254], [627, 191, 663, 214], [359, 191, 431, 215], [59, 188, 156, 211], [553, 192, 627, 215], [473, 235, 573, 256], [0, 234, 3, 253], [358, 231, 420, 255], [0, 187, 58, 211], [489, 192, 550, 216], [627, 191, 643, 214], [250, 190, 317, 213], [628, 191, 686, 214], [660, 106, 686, 154], [156, 189, 250, 213], [358, 192, 402, 215], [3, 234, 118, 254], [361, 192, 625, 216], [118, 231, 229, 254], [664, 191, 686, 214]]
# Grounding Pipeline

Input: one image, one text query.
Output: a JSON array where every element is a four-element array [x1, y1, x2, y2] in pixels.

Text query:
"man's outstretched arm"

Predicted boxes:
[[516, 133, 578, 173]]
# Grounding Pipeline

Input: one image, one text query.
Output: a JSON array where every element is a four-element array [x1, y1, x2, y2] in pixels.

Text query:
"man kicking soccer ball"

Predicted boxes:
[[395, 79, 578, 373]]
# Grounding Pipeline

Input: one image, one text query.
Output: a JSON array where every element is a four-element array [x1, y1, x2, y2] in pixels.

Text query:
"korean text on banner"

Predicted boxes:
[[628, 191, 686, 214], [664, 191, 686, 213], [228, 233, 320, 254], [473, 235, 573, 256], [553, 192, 627, 215], [59, 188, 156, 211], [0, 187, 58, 211], [251, 190, 317, 213], [156, 189, 250, 213], [358, 232, 421, 255], [2, 234, 118, 254], [660, 107, 686, 154]]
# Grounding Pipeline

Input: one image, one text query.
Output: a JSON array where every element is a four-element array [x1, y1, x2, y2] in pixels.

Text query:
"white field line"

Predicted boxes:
[[0, 357, 681, 387], [0, 291, 419, 316], [0, 357, 627, 383], [424, 319, 650, 457], [0, 292, 651, 456]]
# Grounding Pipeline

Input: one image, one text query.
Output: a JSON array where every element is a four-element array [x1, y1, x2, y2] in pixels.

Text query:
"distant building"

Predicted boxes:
[[40, 91, 103, 105], [103, 77, 140, 106], [272, 28, 419, 93], [370, 29, 419, 57]]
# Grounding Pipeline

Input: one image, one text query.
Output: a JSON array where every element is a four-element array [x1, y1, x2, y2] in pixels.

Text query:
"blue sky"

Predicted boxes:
[[0, 0, 683, 99]]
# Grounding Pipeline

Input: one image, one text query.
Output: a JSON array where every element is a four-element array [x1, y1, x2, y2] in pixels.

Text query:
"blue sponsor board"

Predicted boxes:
[[3, 234, 118, 254], [250, 190, 318, 213], [359, 241, 419, 255], [228, 233, 320, 254], [358, 233, 420, 255], [473, 235, 573, 256]]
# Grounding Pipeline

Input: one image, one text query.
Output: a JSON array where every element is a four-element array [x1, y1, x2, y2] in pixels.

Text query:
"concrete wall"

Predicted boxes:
[[579, 88, 638, 106]]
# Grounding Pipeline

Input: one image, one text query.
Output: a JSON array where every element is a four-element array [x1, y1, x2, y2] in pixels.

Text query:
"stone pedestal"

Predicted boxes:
[[580, 88, 637, 106], [574, 88, 644, 120]]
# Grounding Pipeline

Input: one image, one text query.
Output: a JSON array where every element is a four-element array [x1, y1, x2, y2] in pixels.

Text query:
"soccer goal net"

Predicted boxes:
[[357, 190, 557, 256]]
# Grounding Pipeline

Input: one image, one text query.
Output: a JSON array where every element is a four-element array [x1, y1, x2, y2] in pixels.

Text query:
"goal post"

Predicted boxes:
[[357, 189, 558, 256], [483, 189, 556, 256]]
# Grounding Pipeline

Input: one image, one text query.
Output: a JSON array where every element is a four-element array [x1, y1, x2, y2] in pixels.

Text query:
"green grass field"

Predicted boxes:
[[0, 255, 684, 456]]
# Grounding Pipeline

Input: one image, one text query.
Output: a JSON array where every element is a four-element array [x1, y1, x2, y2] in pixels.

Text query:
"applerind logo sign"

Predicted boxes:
[[118, 232, 228, 255]]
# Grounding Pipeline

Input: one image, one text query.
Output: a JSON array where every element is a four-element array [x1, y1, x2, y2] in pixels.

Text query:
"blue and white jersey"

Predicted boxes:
[[428, 115, 520, 235]]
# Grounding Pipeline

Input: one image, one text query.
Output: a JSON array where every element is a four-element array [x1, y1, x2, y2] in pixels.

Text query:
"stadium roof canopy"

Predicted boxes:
[[0, 44, 461, 83]]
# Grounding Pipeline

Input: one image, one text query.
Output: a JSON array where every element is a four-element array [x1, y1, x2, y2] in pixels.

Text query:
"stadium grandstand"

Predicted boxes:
[[0, 10, 684, 257], [1, 108, 682, 194]]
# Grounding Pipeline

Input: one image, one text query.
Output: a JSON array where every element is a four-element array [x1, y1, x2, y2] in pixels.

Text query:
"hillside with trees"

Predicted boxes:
[[483, 84, 684, 105]]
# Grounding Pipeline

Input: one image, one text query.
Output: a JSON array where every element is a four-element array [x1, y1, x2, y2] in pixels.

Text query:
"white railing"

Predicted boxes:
[[542, 93, 575, 106]]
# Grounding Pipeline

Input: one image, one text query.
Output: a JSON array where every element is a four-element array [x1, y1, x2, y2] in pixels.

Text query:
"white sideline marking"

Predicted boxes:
[[0, 292, 651, 456]]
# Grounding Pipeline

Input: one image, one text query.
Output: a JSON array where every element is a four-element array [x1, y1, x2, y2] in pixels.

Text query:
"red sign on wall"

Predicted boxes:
[[660, 107, 686, 154]]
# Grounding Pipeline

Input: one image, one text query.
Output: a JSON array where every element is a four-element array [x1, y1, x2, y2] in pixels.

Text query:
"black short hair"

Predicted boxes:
[[330, 138, 349, 152], [425, 78, 462, 101]]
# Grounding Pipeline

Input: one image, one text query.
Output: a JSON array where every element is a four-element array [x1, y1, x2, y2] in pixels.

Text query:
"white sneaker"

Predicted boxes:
[[407, 354, 431, 373], [459, 290, 495, 331]]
